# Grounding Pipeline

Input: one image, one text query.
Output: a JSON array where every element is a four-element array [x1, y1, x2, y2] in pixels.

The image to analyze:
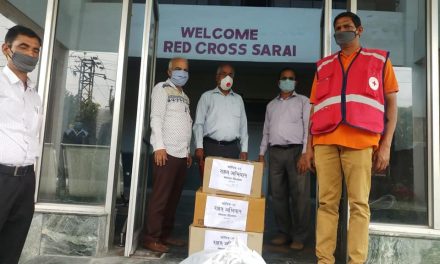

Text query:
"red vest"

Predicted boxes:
[[311, 48, 389, 135]]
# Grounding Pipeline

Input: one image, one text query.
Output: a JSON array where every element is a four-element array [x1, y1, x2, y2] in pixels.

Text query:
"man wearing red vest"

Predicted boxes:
[[305, 12, 398, 264]]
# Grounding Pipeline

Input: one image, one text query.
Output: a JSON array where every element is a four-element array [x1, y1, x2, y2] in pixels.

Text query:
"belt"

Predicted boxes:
[[0, 164, 34, 176], [203, 137, 239, 146], [271, 144, 302, 149]]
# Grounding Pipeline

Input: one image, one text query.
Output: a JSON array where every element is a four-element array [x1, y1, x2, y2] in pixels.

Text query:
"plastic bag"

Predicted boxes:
[[180, 239, 266, 264]]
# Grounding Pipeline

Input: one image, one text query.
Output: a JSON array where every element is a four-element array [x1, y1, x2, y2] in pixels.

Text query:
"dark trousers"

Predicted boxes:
[[0, 169, 35, 264], [203, 139, 240, 159], [269, 146, 310, 243], [144, 155, 187, 243], [200, 139, 240, 184]]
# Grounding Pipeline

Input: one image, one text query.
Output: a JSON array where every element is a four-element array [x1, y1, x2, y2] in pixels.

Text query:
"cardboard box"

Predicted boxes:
[[203, 156, 263, 198], [188, 225, 263, 255], [193, 189, 265, 232]]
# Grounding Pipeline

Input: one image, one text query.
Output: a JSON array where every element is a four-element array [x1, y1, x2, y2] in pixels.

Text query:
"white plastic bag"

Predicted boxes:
[[180, 239, 266, 264]]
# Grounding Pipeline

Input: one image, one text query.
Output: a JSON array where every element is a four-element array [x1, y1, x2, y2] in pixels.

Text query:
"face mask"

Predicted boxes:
[[220, 75, 233, 91], [170, 70, 189, 87], [8, 50, 39, 73], [279, 79, 296, 92], [334, 31, 357, 45]]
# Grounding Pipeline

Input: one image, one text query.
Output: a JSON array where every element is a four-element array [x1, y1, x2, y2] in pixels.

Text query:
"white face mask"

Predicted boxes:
[[220, 75, 233, 91]]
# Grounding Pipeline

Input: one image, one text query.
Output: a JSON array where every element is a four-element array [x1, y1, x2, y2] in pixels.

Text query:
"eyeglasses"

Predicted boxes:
[[280, 77, 295, 81]]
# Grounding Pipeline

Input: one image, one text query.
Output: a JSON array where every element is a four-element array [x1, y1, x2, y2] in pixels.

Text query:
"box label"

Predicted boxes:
[[209, 159, 254, 195], [204, 196, 249, 231], [204, 229, 248, 250]]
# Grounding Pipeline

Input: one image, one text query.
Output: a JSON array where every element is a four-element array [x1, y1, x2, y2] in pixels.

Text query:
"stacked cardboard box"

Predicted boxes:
[[189, 157, 265, 255]]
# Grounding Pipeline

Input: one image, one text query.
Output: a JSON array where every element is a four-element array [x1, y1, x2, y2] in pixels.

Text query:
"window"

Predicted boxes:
[[38, 0, 124, 205], [358, 0, 428, 225]]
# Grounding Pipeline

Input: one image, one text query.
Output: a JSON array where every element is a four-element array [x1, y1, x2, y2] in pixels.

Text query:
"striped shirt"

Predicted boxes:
[[0, 65, 42, 166], [150, 79, 192, 158]]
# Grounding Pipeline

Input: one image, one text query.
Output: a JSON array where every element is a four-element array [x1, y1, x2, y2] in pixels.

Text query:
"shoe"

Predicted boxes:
[[162, 237, 186, 247], [143, 241, 169, 253], [270, 234, 291, 245], [289, 241, 304, 250]]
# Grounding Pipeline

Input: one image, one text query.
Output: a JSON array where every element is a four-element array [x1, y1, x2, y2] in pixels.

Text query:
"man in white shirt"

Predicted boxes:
[[193, 64, 248, 180], [0, 25, 42, 264], [143, 57, 192, 253]]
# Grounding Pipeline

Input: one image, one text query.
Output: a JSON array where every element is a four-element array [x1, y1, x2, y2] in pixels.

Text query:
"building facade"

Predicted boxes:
[[1, 0, 440, 263]]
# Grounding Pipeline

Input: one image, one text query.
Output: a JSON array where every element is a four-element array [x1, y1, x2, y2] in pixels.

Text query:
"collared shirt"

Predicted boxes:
[[150, 79, 192, 158], [193, 87, 248, 152], [259, 92, 310, 155], [0, 65, 42, 166]]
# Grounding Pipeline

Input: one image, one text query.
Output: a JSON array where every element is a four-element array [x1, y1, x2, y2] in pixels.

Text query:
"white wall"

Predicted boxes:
[[7, 0, 47, 27]]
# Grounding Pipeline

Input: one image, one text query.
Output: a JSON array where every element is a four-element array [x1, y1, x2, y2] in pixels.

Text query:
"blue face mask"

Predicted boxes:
[[279, 79, 296, 92], [170, 70, 189, 87]]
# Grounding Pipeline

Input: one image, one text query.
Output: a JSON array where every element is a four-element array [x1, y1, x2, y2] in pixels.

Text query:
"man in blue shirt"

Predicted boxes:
[[193, 64, 248, 175]]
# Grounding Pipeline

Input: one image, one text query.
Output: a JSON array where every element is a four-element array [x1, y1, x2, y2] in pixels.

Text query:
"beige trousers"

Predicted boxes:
[[314, 145, 373, 264]]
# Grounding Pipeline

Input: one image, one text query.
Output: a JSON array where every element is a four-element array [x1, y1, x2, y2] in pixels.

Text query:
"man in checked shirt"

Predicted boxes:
[[143, 57, 192, 253], [0, 25, 42, 264]]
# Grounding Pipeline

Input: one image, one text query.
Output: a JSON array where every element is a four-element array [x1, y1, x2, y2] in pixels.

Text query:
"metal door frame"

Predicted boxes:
[[124, 0, 159, 256]]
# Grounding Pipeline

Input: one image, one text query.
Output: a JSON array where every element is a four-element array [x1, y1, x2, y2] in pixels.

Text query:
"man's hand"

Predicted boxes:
[[195, 148, 204, 163], [187, 153, 192, 168], [154, 149, 167, 166], [304, 147, 315, 173], [297, 154, 308, 174], [239, 152, 248, 161], [373, 144, 391, 173], [373, 92, 397, 173], [258, 155, 265, 167]]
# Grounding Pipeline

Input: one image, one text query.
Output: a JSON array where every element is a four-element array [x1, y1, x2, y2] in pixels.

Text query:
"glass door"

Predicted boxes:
[[30, 0, 133, 253], [124, 0, 158, 256]]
